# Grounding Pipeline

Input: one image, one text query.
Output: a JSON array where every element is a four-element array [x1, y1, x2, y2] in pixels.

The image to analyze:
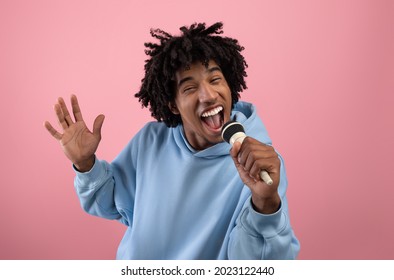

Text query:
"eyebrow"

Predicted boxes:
[[177, 66, 223, 88]]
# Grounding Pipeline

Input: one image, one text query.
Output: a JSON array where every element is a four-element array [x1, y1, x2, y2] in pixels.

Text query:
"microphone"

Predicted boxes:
[[221, 121, 273, 185]]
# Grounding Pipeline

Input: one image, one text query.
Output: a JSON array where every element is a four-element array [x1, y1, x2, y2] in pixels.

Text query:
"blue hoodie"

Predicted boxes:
[[74, 101, 300, 259]]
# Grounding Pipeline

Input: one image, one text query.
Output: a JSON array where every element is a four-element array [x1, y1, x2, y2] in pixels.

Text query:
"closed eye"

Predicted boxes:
[[210, 77, 222, 84], [183, 86, 196, 93]]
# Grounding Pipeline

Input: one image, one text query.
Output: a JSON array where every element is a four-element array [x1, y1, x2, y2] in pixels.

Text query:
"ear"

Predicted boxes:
[[168, 102, 180, 115]]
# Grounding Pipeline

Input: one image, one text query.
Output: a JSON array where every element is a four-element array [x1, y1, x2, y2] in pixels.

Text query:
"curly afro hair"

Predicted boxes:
[[135, 22, 248, 127]]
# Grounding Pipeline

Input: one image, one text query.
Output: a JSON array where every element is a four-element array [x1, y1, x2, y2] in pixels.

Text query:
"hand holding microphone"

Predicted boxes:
[[221, 121, 274, 186]]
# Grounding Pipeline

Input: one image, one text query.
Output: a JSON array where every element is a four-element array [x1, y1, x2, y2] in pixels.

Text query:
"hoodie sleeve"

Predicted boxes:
[[227, 154, 300, 259], [73, 158, 122, 220], [73, 137, 138, 227]]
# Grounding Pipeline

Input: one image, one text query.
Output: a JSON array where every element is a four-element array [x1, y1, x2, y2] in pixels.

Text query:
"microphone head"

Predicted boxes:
[[221, 121, 245, 143]]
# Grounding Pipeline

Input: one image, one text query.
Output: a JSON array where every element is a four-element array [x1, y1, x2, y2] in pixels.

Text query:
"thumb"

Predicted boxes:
[[93, 114, 105, 138], [230, 141, 256, 186], [230, 141, 241, 161]]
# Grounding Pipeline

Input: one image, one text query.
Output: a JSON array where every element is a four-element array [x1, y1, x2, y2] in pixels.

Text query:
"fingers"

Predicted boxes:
[[54, 103, 69, 131], [232, 137, 280, 183], [58, 97, 74, 126], [44, 121, 62, 140], [52, 95, 83, 130], [230, 142, 260, 186], [71, 94, 84, 122], [46, 94, 102, 144]]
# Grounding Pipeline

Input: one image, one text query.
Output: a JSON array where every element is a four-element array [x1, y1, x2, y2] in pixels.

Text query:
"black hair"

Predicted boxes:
[[135, 22, 248, 127]]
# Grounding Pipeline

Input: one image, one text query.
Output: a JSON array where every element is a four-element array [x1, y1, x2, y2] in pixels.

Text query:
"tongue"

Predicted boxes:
[[203, 114, 222, 129]]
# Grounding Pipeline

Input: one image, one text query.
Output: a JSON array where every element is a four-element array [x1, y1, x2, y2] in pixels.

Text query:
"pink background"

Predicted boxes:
[[1, 0, 393, 259]]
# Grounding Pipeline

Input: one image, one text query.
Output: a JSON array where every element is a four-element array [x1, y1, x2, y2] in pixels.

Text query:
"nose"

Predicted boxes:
[[198, 82, 218, 103]]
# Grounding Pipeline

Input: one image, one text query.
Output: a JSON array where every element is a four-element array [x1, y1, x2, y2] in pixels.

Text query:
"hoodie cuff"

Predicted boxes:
[[239, 197, 287, 239], [73, 156, 107, 190]]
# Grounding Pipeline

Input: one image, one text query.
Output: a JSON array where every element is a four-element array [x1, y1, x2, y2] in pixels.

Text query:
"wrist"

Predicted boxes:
[[251, 193, 281, 214], [74, 156, 95, 172]]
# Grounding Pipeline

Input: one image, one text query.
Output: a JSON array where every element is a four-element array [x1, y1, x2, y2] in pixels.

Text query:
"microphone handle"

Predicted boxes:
[[233, 134, 274, 186]]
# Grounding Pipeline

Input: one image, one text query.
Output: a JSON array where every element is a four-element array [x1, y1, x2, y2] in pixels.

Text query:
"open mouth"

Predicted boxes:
[[201, 106, 224, 131]]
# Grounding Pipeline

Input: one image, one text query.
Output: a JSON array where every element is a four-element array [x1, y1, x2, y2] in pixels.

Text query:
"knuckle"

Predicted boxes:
[[248, 151, 257, 162]]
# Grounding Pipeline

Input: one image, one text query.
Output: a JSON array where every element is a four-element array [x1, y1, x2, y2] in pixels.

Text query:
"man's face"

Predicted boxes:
[[171, 60, 232, 150]]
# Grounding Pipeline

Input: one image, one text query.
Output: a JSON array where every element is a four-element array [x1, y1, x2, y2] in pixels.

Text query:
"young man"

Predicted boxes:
[[45, 22, 300, 259]]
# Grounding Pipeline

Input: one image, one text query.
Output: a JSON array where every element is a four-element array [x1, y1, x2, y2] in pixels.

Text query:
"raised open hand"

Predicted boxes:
[[44, 94, 105, 172]]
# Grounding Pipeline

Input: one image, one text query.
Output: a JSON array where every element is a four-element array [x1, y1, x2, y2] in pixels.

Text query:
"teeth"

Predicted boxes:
[[201, 106, 223, 118]]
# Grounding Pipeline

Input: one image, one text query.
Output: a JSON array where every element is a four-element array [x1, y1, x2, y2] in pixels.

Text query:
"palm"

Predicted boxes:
[[60, 120, 99, 163]]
